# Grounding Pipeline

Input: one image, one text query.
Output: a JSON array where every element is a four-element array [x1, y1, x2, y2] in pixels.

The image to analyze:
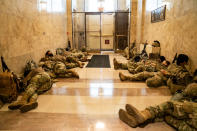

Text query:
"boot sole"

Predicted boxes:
[[119, 109, 137, 128], [119, 72, 125, 81], [8, 104, 23, 110], [20, 102, 38, 113], [126, 104, 145, 123]]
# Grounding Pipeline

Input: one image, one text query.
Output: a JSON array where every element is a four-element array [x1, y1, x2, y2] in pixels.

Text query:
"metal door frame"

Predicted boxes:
[[71, 0, 131, 51]]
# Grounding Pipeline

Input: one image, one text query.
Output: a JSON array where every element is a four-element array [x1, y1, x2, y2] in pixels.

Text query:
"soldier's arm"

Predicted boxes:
[[23, 68, 41, 86]]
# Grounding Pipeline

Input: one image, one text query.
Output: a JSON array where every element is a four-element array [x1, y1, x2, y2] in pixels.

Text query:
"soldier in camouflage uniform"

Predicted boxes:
[[39, 61, 79, 79], [114, 56, 166, 74], [39, 56, 79, 79], [8, 65, 52, 113], [42, 50, 84, 69], [56, 48, 88, 62], [166, 54, 193, 94], [123, 42, 137, 60], [119, 54, 192, 91], [113, 55, 141, 70], [119, 76, 197, 131]]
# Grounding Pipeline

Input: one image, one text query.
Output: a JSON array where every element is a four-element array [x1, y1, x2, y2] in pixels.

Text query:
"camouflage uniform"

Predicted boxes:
[[8, 68, 52, 112], [123, 47, 129, 58], [128, 60, 160, 74], [119, 83, 197, 131], [69, 52, 88, 62], [40, 60, 79, 79], [145, 83, 197, 131], [166, 64, 192, 94], [53, 62, 79, 78], [120, 63, 192, 89], [116, 59, 161, 74], [60, 48, 88, 62], [51, 55, 82, 69]]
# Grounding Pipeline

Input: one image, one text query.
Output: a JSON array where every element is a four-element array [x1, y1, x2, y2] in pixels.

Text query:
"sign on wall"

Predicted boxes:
[[151, 5, 166, 23], [105, 40, 110, 44]]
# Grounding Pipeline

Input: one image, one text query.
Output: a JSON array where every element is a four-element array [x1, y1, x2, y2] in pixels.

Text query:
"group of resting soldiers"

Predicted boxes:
[[114, 43, 197, 130], [0, 48, 88, 113]]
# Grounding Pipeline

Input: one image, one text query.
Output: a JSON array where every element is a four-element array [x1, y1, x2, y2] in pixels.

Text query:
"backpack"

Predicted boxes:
[[0, 72, 18, 103]]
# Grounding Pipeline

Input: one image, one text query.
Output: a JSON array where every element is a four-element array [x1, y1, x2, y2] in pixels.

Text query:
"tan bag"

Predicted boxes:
[[0, 72, 18, 103]]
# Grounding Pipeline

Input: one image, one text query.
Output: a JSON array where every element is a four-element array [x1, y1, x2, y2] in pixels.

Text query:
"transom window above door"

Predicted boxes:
[[72, 0, 130, 12]]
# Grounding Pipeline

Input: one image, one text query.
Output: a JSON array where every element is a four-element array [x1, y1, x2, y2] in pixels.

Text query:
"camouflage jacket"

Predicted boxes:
[[165, 64, 192, 86], [171, 83, 197, 102]]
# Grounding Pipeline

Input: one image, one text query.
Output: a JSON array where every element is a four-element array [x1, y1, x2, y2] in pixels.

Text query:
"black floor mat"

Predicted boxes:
[[86, 55, 111, 68]]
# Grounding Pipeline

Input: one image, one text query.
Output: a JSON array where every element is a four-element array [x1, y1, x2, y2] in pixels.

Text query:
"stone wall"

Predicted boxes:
[[130, 0, 137, 43], [67, 0, 72, 47], [133, 0, 197, 71], [0, 0, 67, 74]]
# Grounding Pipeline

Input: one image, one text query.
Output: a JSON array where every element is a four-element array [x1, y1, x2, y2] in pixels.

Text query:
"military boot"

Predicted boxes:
[[119, 109, 138, 128], [20, 97, 38, 113], [126, 104, 152, 124], [72, 71, 79, 79], [8, 94, 28, 110], [113, 58, 120, 70], [119, 72, 128, 81], [79, 62, 84, 68]]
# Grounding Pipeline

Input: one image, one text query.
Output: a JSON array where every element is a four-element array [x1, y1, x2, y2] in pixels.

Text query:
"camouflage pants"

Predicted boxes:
[[128, 65, 144, 74], [54, 62, 77, 78], [167, 79, 186, 94], [119, 63, 128, 70], [25, 72, 52, 102], [146, 101, 197, 131], [65, 62, 79, 69], [119, 61, 135, 70], [126, 71, 155, 81], [71, 53, 84, 59], [65, 56, 80, 68], [146, 73, 167, 87], [128, 64, 157, 74], [126, 71, 165, 88], [66, 56, 79, 64]]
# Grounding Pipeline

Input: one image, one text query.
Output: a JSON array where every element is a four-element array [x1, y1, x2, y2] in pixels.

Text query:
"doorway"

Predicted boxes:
[[72, 0, 131, 52], [86, 13, 114, 51]]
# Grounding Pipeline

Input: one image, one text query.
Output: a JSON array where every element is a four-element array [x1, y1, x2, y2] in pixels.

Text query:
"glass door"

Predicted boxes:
[[101, 13, 115, 51], [86, 13, 101, 50]]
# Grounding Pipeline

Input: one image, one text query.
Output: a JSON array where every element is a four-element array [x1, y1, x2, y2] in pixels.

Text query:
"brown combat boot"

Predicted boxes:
[[72, 71, 79, 79], [8, 94, 28, 110], [119, 72, 128, 81], [119, 109, 138, 128], [79, 62, 84, 68], [126, 104, 152, 124], [20, 97, 38, 113], [113, 58, 120, 70]]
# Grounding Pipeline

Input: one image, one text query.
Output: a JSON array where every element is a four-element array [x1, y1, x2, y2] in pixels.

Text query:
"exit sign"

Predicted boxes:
[[105, 40, 110, 44]]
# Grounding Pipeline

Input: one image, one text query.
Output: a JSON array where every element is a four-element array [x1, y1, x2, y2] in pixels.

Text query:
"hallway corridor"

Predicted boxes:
[[0, 53, 174, 131]]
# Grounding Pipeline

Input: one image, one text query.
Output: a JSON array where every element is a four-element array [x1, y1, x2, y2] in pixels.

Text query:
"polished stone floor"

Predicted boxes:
[[0, 52, 175, 131]]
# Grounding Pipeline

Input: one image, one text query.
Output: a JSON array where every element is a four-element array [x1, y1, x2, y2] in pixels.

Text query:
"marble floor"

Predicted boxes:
[[0, 52, 175, 131]]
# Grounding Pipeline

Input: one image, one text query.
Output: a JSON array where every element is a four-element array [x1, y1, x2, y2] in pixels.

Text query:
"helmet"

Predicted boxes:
[[184, 83, 197, 97]]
